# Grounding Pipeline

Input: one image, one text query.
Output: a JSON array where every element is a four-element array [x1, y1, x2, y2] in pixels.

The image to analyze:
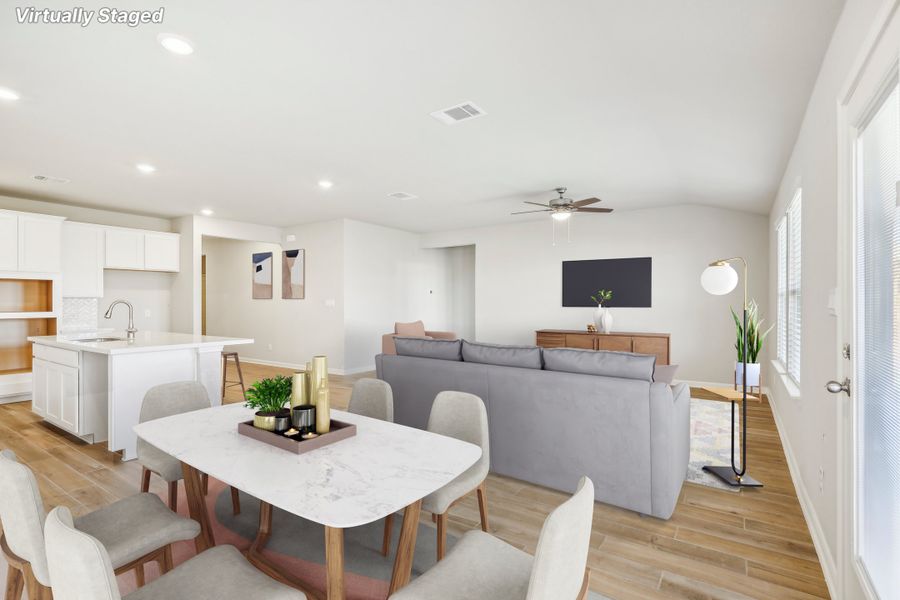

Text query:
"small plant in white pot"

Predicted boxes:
[[731, 300, 773, 389], [591, 289, 614, 334]]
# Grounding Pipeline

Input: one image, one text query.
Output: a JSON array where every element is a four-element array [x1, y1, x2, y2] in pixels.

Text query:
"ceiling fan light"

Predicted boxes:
[[551, 211, 571, 221]]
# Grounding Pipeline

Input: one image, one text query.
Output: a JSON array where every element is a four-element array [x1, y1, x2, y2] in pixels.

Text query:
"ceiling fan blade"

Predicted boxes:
[[575, 207, 614, 213], [511, 209, 552, 215], [572, 197, 602, 207], [524, 201, 552, 208]]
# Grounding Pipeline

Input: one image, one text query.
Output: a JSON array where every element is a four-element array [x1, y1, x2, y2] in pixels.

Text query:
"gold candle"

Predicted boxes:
[[315, 382, 331, 433], [290, 371, 309, 409], [310, 355, 328, 407]]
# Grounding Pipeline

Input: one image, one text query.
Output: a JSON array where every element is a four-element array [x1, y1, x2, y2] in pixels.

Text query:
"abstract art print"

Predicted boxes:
[[252, 251, 273, 299], [282, 249, 305, 299]]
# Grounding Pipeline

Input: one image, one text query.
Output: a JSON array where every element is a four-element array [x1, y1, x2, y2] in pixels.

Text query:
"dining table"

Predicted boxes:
[[133, 403, 482, 600]]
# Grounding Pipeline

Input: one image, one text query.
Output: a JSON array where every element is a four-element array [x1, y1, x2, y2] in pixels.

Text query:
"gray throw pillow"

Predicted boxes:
[[652, 364, 679, 385], [394, 337, 463, 361], [542, 348, 656, 381], [461, 340, 543, 369]]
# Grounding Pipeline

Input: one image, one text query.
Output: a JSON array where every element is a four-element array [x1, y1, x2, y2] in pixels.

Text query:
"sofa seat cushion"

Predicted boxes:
[[461, 340, 542, 369], [394, 337, 463, 361], [395, 320, 427, 337], [542, 348, 655, 381]]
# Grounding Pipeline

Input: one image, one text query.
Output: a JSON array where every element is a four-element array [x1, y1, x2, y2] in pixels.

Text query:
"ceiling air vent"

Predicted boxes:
[[430, 101, 487, 125], [33, 175, 71, 184], [387, 192, 418, 201]]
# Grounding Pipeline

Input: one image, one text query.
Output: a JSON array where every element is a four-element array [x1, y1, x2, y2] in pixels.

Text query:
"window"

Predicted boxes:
[[775, 190, 801, 383]]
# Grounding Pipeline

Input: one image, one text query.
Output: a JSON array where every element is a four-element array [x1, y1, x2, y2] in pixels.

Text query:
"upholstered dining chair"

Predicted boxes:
[[384, 391, 490, 561], [347, 378, 395, 555], [137, 381, 241, 515], [389, 477, 595, 600], [44, 505, 307, 600], [0, 450, 200, 599]]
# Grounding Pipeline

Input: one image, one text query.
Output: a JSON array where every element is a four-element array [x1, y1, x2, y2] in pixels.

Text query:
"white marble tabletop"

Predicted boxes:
[[28, 331, 253, 355], [133, 404, 481, 528]]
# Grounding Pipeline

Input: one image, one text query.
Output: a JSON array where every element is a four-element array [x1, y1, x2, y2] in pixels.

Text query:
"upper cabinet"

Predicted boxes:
[[0, 210, 64, 273], [62, 223, 104, 298], [104, 227, 179, 273]]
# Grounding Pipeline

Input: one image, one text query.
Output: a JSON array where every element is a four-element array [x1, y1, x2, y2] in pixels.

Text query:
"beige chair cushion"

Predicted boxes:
[[45, 506, 122, 600], [394, 321, 426, 337], [138, 382, 212, 482], [390, 530, 532, 600], [75, 493, 200, 568], [348, 378, 394, 422], [126, 545, 306, 600], [0, 449, 50, 586]]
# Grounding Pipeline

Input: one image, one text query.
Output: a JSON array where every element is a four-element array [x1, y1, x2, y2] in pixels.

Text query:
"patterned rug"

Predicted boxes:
[[688, 397, 741, 492]]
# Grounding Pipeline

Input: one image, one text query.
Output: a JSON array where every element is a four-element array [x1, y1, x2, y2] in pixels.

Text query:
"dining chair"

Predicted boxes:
[[44, 505, 307, 600], [386, 390, 490, 561], [389, 477, 595, 600], [0, 450, 200, 599], [348, 378, 395, 555], [137, 381, 241, 515]]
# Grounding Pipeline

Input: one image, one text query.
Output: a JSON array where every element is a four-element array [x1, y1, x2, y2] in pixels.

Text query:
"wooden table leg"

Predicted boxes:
[[181, 463, 215, 552], [388, 499, 422, 595], [325, 526, 345, 600], [249, 501, 273, 554]]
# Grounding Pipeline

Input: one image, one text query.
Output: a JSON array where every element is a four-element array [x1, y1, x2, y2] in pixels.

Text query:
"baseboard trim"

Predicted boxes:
[[239, 357, 373, 377], [767, 394, 838, 598]]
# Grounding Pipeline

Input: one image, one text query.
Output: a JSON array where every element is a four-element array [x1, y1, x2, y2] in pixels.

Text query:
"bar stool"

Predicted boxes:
[[222, 351, 247, 402]]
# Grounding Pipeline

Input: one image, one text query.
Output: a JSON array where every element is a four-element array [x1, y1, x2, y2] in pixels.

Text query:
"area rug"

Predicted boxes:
[[688, 397, 741, 492], [115, 480, 609, 599]]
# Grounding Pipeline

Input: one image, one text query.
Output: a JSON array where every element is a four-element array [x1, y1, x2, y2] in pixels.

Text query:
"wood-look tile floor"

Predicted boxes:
[[0, 364, 829, 599]]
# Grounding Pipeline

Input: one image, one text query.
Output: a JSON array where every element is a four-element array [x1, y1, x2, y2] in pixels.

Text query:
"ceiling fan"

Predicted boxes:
[[511, 187, 613, 221]]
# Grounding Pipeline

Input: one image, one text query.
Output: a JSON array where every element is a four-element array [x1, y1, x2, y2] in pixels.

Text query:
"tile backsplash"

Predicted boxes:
[[60, 297, 99, 333]]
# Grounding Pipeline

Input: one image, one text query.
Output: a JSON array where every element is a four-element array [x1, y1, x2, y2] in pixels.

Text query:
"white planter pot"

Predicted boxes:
[[594, 306, 613, 334], [735, 362, 761, 388]]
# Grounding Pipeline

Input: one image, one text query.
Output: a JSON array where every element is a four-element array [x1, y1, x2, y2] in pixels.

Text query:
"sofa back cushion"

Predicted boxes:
[[395, 321, 427, 337], [542, 348, 656, 381], [394, 337, 462, 361], [461, 340, 543, 369]]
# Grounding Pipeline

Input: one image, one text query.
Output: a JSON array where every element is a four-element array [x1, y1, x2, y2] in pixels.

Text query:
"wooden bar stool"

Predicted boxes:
[[222, 351, 247, 402]]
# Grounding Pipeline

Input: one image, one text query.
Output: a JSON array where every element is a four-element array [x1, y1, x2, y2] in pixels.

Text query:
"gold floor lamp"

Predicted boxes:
[[700, 257, 763, 488]]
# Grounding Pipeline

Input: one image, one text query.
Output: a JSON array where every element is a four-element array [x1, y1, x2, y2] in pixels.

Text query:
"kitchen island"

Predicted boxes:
[[28, 331, 252, 460]]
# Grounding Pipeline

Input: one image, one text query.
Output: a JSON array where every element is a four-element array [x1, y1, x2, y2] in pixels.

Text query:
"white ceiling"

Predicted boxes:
[[0, 0, 844, 233]]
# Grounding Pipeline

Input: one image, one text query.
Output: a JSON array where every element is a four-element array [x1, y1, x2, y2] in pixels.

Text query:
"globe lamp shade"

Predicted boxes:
[[701, 263, 738, 295]]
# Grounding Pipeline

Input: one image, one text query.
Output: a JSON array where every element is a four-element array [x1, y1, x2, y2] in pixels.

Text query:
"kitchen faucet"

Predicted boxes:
[[104, 299, 138, 340]]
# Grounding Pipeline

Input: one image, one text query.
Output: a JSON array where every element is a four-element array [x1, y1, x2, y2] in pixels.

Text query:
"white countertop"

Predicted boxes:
[[133, 403, 482, 529], [28, 331, 253, 355]]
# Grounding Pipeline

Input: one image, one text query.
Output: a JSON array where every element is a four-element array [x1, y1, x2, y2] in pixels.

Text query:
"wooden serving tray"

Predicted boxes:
[[237, 419, 357, 454]]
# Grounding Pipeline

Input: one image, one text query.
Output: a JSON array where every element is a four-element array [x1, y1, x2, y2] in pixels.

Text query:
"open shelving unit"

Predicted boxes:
[[0, 278, 58, 382]]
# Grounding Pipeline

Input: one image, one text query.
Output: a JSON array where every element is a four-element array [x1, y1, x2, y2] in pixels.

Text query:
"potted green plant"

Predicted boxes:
[[245, 375, 293, 432], [730, 300, 774, 389], [590, 289, 614, 333]]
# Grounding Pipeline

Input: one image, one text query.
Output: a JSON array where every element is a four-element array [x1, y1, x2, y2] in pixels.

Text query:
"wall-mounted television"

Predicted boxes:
[[562, 257, 652, 307]]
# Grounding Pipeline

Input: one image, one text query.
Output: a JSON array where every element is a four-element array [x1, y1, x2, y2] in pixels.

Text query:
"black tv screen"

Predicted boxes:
[[562, 257, 652, 307]]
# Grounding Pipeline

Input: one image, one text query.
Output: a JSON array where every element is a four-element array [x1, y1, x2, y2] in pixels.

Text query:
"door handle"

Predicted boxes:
[[825, 378, 851, 396]]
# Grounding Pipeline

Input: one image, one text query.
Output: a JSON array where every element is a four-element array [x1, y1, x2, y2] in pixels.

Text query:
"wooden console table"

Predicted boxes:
[[535, 329, 670, 365]]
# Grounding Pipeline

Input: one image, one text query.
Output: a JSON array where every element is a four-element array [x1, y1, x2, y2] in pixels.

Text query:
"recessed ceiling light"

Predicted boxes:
[[136, 163, 156, 174], [200, 209, 214, 216], [157, 33, 194, 56], [0, 87, 20, 101], [318, 180, 334, 189]]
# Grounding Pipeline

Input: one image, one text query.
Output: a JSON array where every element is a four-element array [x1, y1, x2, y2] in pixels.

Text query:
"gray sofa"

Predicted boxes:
[[375, 338, 690, 520]]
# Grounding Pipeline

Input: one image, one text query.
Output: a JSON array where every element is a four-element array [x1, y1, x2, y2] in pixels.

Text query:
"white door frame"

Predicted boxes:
[[835, 2, 900, 598]]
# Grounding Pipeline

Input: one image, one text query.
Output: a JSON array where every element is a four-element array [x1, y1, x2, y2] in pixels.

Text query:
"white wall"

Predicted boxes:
[[766, 0, 887, 596], [445, 245, 476, 340], [101, 271, 173, 332], [423, 204, 769, 383], [203, 219, 346, 371]]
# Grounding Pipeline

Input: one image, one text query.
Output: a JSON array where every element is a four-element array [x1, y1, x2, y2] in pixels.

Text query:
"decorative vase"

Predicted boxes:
[[315, 383, 331, 434], [291, 371, 309, 409], [253, 412, 276, 431], [595, 306, 613, 334], [593, 305, 604, 330], [735, 362, 761, 388], [310, 356, 328, 406]]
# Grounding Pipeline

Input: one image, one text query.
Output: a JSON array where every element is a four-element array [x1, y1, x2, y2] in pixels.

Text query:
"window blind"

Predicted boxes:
[[855, 82, 900, 597], [776, 219, 787, 365], [786, 194, 802, 384]]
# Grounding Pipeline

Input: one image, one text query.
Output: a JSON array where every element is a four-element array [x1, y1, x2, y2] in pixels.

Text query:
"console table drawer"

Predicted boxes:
[[633, 336, 668, 364], [565, 334, 596, 349], [597, 335, 633, 352]]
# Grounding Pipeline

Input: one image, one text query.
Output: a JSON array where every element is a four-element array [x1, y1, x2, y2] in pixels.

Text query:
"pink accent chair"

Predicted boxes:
[[382, 321, 457, 355]]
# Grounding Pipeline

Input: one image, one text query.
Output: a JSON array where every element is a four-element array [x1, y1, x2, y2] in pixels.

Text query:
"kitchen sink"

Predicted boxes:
[[72, 337, 126, 343]]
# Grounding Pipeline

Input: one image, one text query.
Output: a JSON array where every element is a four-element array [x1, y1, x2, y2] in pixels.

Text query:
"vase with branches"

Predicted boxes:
[[730, 300, 773, 388], [590, 289, 614, 333]]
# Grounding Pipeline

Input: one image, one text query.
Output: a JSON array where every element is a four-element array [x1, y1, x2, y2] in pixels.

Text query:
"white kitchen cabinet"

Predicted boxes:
[[0, 212, 18, 271], [62, 222, 105, 297], [32, 357, 79, 434], [144, 232, 180, 272], [18, 214, 63, 273], [105, 228, 145, 270]]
